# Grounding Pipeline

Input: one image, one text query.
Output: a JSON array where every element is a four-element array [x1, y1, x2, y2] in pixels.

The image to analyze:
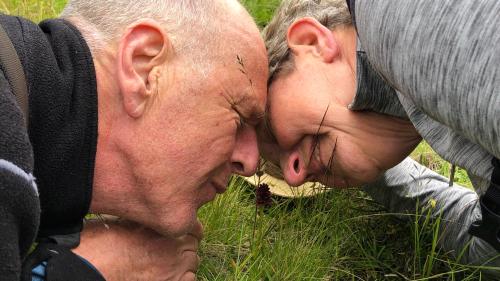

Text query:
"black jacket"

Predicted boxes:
[[0, 13, 98, 280]]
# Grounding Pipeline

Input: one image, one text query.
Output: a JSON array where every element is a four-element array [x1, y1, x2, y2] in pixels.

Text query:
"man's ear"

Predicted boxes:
[[117, 19, 170, 118], [287, 17, 338, 63]]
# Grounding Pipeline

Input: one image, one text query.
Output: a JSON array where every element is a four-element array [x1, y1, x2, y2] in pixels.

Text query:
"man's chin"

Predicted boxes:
[[153, 211, 198, 237]]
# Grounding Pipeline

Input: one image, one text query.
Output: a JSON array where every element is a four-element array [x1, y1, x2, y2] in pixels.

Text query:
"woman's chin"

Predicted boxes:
[[318, 169, 381, 188]]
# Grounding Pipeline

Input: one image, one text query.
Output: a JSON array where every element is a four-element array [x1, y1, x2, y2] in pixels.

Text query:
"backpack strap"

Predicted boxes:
[[21, 241, 106, 281], [0, 22, 29, 128], [469, 158, 500, 251]]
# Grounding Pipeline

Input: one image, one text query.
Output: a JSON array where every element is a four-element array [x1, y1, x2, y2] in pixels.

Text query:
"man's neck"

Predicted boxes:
[[91, 51, 133, 215]]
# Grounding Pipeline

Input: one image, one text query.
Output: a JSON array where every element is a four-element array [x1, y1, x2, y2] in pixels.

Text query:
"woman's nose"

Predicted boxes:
[[280, 150, 308, 186]]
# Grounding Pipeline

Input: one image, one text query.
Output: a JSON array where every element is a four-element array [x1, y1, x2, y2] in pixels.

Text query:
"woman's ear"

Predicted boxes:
[[287, 17, 339, 63], [116, 19, 171, 118]]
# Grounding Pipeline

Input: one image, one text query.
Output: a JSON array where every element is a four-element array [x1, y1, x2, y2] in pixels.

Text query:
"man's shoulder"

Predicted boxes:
[[0, 66, 33, 171], [0, 12, 36, 39], [0, 54, 39, 281]]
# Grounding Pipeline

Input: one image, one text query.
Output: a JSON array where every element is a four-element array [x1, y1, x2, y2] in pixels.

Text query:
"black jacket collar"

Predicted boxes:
[[0, 14, 98, 237]]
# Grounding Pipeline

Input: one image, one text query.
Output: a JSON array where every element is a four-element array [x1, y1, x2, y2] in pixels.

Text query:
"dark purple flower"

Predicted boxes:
[[256, 183, 272, 207]]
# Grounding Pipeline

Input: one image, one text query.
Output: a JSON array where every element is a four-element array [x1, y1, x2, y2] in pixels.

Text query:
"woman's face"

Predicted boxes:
[[259, 57, 421, 188]]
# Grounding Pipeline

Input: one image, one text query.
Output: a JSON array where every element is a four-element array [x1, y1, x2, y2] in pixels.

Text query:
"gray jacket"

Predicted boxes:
[[350, 0, 500, 194], [349, 0, 500, 274]]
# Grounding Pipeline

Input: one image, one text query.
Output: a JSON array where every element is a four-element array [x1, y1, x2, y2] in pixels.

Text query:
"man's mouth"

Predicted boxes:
[[211, 181, 227, 194]]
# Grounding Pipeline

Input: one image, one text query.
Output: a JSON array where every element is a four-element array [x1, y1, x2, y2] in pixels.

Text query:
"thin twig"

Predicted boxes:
[[251, 159, 263, 243], [449, 164, 456, 187], [323, 136, 338, 188], [308, 104, 330, 168]]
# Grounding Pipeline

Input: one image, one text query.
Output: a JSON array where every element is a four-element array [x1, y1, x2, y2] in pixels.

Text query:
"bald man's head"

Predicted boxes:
[[61, 0, 258, 72]]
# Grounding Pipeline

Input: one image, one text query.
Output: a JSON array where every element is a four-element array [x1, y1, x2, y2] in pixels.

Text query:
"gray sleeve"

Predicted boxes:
[[355, 0, 500, 160], [364, 158, 500, 277]]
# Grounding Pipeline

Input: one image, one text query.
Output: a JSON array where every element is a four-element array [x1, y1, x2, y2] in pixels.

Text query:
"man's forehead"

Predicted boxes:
[[232, 51, 268, 123], [209, 25, 268, 122], [239, 84, 267, 125], [250, 100, 266, 124]]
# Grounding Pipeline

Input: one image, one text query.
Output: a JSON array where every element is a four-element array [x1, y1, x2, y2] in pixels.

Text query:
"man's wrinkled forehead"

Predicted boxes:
[[211, 12, 269, 124], [236, 44, 269, 124], [249, 95, 267, 125], [236, 74, 267, 126]]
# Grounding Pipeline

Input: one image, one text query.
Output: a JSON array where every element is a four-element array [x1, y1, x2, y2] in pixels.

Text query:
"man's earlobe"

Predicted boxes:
[[287, 17, 338, 63], [117, 20, 171, 118]]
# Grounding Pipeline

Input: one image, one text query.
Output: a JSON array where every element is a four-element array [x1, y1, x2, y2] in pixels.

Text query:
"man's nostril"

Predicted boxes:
[[293, 159, 300, 174], [232, 162, 244, 173]]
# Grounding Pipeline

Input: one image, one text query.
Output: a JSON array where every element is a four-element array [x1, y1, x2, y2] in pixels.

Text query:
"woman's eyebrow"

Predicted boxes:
[[261, 113, 278, 144]]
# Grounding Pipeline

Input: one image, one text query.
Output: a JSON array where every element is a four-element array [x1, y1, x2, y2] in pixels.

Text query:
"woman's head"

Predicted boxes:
[[263, 0, 352, 84], [259, 0, 421, 188]]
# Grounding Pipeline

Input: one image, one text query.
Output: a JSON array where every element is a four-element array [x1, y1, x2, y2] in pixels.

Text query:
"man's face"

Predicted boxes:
[[126, 31, 268, 236]]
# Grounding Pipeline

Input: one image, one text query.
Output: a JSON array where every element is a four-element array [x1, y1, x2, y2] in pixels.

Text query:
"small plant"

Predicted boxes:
[[251, 163, 273, 251], [255, 183, 272, 208], [237, 54, 253, 87]]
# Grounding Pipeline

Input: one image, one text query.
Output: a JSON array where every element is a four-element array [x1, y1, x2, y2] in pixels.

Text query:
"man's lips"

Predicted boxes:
[[211, 181, 227, 194], [198, 180, 228, 206]]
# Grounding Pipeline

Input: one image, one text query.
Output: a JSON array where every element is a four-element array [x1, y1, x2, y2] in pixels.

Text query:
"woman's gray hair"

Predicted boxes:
[[263, 0, 352, 84], [61, 0, 231, 69]]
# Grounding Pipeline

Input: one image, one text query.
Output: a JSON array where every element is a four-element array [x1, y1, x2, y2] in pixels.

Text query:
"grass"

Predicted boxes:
[[0, 0, 64, 22], [198, 173, 484, 280], [241, 0, 282, 28], [1, 0, 491, 280]]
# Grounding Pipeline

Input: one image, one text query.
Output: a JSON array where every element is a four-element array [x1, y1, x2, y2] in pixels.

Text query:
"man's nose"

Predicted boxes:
[[280, 149, 308, 186], [231, 126, 260, 176]]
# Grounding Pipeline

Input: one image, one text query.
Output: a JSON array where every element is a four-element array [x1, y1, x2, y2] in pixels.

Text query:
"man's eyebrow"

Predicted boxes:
[[241, 98, 265, 126], [250, 110, 265, 124], [243, 112, 263, 127]]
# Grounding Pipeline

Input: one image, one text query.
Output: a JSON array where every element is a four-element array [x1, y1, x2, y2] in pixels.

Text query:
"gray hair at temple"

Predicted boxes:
[[263, 0, 352, 84], [61, 0, 246, 70]]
